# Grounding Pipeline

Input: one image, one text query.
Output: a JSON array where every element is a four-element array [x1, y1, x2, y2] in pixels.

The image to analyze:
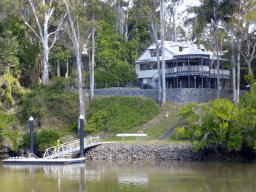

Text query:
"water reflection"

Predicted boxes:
[[2, 160, 256, 192], [3, 164, 101, 192], [118, 173, 148, 190], [4, 163, 100, 182]]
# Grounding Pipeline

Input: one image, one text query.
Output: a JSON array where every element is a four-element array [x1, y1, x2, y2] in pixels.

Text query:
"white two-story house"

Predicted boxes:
[[135, 41, 231, 89]]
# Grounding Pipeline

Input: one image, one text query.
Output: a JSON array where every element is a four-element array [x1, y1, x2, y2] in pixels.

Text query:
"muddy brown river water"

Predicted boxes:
[[1, 160, 256, 192]]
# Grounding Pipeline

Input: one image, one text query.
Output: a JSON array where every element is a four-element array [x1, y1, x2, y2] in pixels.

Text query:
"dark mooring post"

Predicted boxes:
[[79, 115, 84, 158], [29, 116, 34, 155]]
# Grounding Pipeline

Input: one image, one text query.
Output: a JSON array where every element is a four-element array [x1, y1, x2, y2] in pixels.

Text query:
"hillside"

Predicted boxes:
[[7, 81, 165, 152]]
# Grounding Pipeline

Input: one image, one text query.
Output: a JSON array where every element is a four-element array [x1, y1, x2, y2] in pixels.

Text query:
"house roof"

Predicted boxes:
[[135, 41, 220, 64]]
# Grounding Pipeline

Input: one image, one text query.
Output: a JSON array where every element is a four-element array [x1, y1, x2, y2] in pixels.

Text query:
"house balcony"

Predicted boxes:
[[137, 65, 230, 79]]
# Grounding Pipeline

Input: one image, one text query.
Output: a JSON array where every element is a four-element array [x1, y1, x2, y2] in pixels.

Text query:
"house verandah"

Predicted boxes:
[[135, 41, 231, 90]]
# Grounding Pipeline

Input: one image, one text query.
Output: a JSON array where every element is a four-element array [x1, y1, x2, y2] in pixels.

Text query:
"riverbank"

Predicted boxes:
[[85, 143, 256, 162], [85, 143, 204, 161], [2, 142, 255, 163], [0, 147, 30, 159]]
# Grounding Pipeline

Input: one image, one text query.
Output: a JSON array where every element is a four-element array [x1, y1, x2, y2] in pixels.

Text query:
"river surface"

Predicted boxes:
[[1, 160, 256, 192]]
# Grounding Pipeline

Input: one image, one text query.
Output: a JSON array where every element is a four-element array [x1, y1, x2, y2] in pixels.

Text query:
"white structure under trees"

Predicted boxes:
[[135, 41, 231, 91]]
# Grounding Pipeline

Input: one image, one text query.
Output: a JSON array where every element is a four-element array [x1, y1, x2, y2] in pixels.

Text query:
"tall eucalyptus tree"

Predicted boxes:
[[132, 0, 162, 103], [240, 0, 256, 92], [22, 0, 67, 85], [153, 0, 162, 103], [223, 0, 238, 102], [167, 0, 184, 42], [62, 0, 93, 118], [160, 0, 166, 106], [188, 0, 229, 99], [85, 0, 98, 101]]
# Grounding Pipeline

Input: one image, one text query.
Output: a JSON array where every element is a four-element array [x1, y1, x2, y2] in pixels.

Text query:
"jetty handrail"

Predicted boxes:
[[43, 136, 102, 159]]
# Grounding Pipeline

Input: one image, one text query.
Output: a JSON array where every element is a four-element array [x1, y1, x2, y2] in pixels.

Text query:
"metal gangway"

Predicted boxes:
[[43, 136, 102, 159]]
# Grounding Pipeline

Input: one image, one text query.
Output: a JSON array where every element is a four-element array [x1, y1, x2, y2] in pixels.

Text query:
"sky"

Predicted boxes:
[[172, 0, 201, 37]]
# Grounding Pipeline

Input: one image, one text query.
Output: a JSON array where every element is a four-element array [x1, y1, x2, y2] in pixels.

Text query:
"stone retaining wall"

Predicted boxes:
[[85, 88, 231, 104], [85, 143, 204, 161]]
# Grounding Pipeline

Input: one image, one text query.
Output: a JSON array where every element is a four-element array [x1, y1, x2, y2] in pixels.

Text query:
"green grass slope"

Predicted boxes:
[[85, 96, 159, 134]]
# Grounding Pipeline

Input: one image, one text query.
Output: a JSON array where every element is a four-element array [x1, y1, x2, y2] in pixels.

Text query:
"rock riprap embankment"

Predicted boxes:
[[85, 143, 203, 161]]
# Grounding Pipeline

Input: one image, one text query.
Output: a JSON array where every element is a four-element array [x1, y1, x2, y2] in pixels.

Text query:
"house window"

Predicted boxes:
[[150, 49, 162, 57], [140, 63, 157, 70], [179, 46, 183, 52]]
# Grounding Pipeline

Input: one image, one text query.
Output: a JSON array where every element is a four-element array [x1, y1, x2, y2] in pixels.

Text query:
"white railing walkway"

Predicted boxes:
[[43, 136, 102, 159]]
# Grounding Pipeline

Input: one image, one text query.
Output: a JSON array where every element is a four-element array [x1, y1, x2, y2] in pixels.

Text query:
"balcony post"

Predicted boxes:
[[229, 61, 231, 92], [176, 57, 178, 88], [209, 57, 211, 88], [214, 64, 216, 89], [201, 58, 203, 88], [222, 65, 224, 89], [188, 57, 190, 88], [174, 75, 175, 88], [173, 59, 175, 88]]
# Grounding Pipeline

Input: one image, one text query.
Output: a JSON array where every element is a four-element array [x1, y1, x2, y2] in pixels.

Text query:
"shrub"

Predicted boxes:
[[94, 62, 137, 88], [18, 80, 79, 128], [47, 77, 75, 90], [0, 110, 21, 150], [175, 99, 243, 151], [22, 129, 59, 151]]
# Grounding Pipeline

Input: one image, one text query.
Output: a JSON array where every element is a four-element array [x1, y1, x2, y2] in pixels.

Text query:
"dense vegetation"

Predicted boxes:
[[0, 110, 20, 151], [92, 62, 138, 88], [18, 78, 78, 128], [175, 85, 256, 152], [22, 129, 60, 151]]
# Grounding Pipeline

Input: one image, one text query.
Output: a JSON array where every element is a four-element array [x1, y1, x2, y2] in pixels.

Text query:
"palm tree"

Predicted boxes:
[[187, 0, 230, 99]]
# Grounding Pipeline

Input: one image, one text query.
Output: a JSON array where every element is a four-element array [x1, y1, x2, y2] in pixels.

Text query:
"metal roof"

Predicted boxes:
[[135, 41, 223, 63]]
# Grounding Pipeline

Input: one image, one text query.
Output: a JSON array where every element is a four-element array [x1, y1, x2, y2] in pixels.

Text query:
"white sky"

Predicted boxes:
[[175, 0, 201, 16]]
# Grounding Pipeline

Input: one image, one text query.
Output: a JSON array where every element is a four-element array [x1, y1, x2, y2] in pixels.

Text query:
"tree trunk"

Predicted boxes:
[[160, 0, 166, 106], [173, 2, 177, 42], [76, 53, 85, 118], [125, 13, 128, 42], [63, 0, 85, 118], [42, 47, 49, 85], [245, 23, 254, 92], [90, 22, 95, 101], [237, 40, 241, 102], [65, 58, 69, 78], [231, 26, 237, 103], [57, 61, 60, 77], [25, 0, 66, 86], [153, 0, 161, 103], [214, 24, 220, 99], [29, 59, 41, 86], [118, 4, 123, 38]]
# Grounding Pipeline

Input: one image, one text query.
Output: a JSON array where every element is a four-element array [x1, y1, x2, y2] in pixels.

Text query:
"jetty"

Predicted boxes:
[[3, 115, 103, 164], [3, 136, 102, 164]]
